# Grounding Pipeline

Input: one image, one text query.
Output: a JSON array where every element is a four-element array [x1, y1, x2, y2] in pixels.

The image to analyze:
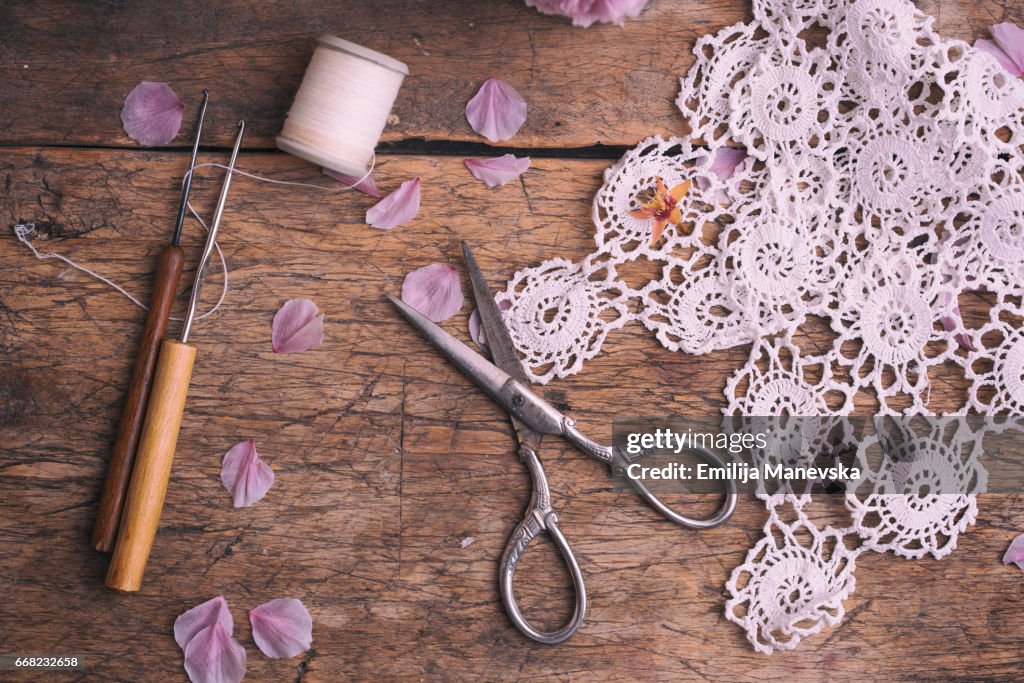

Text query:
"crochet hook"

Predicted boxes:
[[92, 91, 209, 552], [106, 121, 245, 592]]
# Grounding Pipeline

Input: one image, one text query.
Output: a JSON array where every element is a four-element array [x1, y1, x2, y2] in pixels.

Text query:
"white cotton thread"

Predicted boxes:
[[14, 222, 150, 309], [14, 219, 228, 323], [277, 35, 408, 178], [12, 158, 374, 322]]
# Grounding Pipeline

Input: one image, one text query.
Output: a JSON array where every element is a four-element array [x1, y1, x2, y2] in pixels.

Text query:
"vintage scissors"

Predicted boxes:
[[386, 241, 737, 644]]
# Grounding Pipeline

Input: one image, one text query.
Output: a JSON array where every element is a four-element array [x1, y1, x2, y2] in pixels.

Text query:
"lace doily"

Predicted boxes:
[[498, 0, 1024, 652]]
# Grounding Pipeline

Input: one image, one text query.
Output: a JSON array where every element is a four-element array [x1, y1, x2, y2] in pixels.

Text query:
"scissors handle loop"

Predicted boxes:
[[499, 445, 586, 644], [614, 446, 737, 529], [562, 420, 736, 529]]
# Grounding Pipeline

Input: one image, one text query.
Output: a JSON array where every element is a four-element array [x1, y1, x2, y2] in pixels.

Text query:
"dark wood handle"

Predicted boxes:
[[91, 244, 184, 552]]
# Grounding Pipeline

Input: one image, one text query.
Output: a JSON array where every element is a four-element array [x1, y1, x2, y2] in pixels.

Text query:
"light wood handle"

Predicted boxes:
[[106, 339, 196, 592], [93, 245, 185, 552]]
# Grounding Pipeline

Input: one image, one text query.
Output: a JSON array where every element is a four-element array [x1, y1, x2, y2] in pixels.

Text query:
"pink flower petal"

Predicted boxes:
[[693, 146, 747, 205], [402, 264, 464, 323], [975, 38, 1023, 77], [1004, 533, 1024, 570], [991, 22, 1024, 76], [465, 78, 527, 143], [323, 168, 383, 198], [525, 0, 648, 27], [220, 439, 275, 508], [121, 81, 185, 146], [366, 177, 421, 230], [465, 155, 531, 188], [937, 292, 976, 352], [175, 596, 234, 650], [707, 147, 748, 181], [183, 622, 247, 683], [468, 299, 512, 352], [249, 598, 313, 659], [272, 298, 324, 354]]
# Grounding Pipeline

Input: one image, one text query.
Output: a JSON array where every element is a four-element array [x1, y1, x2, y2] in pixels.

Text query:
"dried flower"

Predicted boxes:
[[629, 178, 691, 244]]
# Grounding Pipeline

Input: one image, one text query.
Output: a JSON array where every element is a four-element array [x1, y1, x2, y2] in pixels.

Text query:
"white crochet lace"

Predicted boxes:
[[498, 0, 1024, 652]]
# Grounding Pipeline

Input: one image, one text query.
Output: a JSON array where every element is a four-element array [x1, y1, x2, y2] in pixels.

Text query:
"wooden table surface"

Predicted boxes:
[[3, 1, 1024, 681]]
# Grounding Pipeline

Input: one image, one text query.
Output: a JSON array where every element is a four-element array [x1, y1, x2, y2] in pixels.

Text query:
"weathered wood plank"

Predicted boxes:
[[0, 0, 1012, 150], [2, 148, 1023, 681]]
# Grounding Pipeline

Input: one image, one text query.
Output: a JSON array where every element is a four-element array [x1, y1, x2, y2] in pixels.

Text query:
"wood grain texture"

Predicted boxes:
[[93, 244, 184, 552], [0, 0, 1016, 150], [2, 147, 1023, 681]]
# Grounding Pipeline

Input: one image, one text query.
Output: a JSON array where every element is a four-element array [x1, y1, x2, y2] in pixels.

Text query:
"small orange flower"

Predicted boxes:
[[629, 178, 691, 244]]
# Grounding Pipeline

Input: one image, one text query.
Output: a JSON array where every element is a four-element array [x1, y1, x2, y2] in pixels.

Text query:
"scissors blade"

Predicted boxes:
[[386, 292, 568, 442], [387, 292, 514, 404], [461, 241, 543, 449]]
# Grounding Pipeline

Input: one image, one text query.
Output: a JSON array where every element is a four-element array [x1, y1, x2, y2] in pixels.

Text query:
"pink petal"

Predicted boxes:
[[468, 299, 512, 352], [975, 39, 1024, 77], [323, 168, 383, 198], [183, 622, 247, 683], [525, 0, 648, 27], [121, 81, 185, 146], [220, 439, 275, 508], [272, 298, 324, 354], [465, 78, 527, 143], [937, 293, 976, 352], [708, 147, 748, 181], [991, 23, 1024, 76], [402, 264, 464, 323], [1004, 533, 1024, 570], [579, 0, 648, 26], [366, 177, 421, 230], [465, 155, 531, 188], [175, 596, 234, 650], [249, 598, 313, 659]]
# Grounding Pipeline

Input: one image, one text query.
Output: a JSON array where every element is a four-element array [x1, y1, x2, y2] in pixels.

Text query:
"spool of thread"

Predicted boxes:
[[277, 35, 408, 177]]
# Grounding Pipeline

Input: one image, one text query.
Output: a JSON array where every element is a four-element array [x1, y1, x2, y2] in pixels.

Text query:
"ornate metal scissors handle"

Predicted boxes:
[[501, 380, 738, 529], [498, 444, 586, 645]]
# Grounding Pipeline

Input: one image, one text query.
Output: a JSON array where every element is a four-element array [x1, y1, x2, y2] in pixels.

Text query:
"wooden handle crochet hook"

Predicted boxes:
[[106, 121, 245, 592], [92, 92, 209, 552]]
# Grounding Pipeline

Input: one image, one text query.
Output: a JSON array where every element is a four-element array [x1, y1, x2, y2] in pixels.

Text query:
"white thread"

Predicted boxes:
[[14, 222, 149, 309], [14, 220, 227, 323], [12, 158, 374, 323], [277, 35, 408, 178]]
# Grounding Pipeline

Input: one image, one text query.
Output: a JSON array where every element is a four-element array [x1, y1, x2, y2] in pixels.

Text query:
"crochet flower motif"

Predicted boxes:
[[725, 509, 857, 655], [846, 419, 986, 559], [496, 258, 631, 383]]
